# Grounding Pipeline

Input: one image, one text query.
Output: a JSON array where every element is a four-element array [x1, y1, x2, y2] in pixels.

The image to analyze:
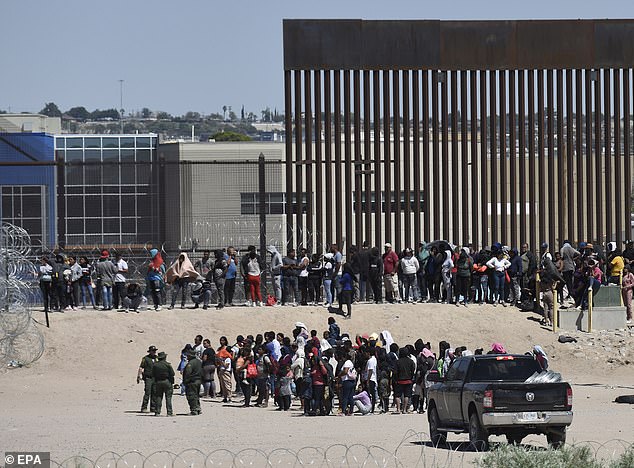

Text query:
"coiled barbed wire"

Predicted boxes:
[[11, 436, 632, 468], [0, 222, 44, 369]]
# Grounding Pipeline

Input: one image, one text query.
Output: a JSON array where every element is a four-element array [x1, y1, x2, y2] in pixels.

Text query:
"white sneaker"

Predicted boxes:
[[627, 320, 632, 324], [245, 300, 252, 307]]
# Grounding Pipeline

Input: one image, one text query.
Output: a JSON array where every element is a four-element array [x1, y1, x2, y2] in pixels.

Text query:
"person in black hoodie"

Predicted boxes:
[[368, 247, 383, 303], [358, 241, 371, 302], [51, 253, 67, 311], [507, 249, 523, 306], [348, 246, 361, 302]]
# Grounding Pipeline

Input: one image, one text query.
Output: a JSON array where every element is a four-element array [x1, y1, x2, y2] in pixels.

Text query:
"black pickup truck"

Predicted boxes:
[[427, 354, 573, 450]]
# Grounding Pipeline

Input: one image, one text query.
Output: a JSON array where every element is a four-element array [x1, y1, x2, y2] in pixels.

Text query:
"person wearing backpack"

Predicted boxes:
[[235, 347, 254, 407], [416, 242, 430, 302], [455, 249, 473, 306], [254, 345, 272, 407]]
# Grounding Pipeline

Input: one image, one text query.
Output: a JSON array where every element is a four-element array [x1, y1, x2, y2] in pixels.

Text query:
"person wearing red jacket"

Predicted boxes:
[[382, 243, 401, 303]]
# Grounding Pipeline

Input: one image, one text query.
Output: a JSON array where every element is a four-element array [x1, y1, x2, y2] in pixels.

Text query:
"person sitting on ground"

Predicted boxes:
[[123, 282, 143, 313], [352, 385, 372, 415]]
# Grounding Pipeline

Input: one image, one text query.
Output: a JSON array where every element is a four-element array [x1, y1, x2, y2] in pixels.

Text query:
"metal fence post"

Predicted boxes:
[[553, 286, 558, 333], [588, 288, 593, 332], [258, 153, 267, 299]]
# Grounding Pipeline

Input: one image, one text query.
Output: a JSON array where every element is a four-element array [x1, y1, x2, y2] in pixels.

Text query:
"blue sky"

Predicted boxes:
[[2, 1, 633, 116]]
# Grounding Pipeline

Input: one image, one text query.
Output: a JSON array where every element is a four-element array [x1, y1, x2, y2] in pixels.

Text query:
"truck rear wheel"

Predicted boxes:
[[468, 412, 489, 451], [546, 426, 566, 449], [428, 407, 447, 447]]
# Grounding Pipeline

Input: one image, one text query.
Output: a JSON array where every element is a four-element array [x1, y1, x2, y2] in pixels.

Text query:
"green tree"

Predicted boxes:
[[184, 111, 201, 121], [261, 107, 272, 122], [228, 110, 237, 121], [67, 106, 90, 121], [212, 131, 251, 142], [40, 102, 62, 117], [141, 107, 152, 119], [91, 108, 120, 120], [156, 111, 172, 120]]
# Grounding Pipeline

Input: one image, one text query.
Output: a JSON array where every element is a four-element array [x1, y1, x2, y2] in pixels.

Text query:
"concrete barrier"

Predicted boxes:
[[592, 284, 623, 308], [558, 306, 626, 332]]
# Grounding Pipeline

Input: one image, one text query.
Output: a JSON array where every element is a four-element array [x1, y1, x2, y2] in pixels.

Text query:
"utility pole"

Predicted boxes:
[[119, 79, 124, 133]]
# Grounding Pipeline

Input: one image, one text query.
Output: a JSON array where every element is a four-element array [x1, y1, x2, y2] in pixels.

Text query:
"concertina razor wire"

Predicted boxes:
[[4, 433, 633, 468], [0, 222, 45, 368]]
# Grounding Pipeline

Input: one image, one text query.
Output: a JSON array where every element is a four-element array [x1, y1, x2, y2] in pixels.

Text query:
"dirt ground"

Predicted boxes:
[[1, 302, 633, 466]]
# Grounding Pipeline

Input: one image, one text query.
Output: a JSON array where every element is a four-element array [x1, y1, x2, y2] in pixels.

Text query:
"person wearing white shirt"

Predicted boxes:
[[486, 253, 512, 306], [364, 348, 378, 413], [114, 253, 128, 310]]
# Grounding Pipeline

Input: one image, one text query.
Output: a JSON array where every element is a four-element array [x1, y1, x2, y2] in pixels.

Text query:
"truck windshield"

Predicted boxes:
[[470, 358, 541, 382]]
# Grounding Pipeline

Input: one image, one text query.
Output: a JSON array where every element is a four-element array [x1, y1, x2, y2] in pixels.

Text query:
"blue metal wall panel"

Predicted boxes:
[[0, 133, 56, 246]]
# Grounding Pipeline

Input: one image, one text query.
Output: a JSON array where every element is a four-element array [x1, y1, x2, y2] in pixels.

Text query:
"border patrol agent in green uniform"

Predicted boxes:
[[183, 349, 203, 415], [152, 351, 175, 416], [137, 345, 158, 413]]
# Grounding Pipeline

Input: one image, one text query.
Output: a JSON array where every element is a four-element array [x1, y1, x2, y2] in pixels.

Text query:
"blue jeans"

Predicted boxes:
[[492, 271, 505, 303], [80, 281, 95, 307], [323, 279, 332, 304], [102, 285, 113, 309], [341, 380, 356, 414]]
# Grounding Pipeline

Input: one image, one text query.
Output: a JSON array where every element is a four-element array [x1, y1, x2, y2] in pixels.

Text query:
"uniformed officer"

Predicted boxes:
[[137, 345, 158, 413], [183, 348, 203, 415], [152, 351, 175, 416]]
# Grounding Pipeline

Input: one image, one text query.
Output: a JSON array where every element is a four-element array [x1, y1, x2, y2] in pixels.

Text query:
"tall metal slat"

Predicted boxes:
[[585, 70, 594, 242], [614, 69, 623, 245], [624, 70, 632, 237], [441, 71, 449, 239], [509, 70, 517, 248], [518, 70, 526, 245], [490, 71, 498, 243], [304, 70, 314, 248], [393, 71, 401, 249], [284, 70, 294, 249], [334, 71, 343, 245], [403, 70, 412, 248], [343, 70, 353, 250], [432, 70, 440, 240], [412, 70, 422, 245], [566, 69, 574, 243], [373, 71, 382, 246], [595, 70, 604, 243], [470, 70, 479, 248], [575, 69, 584, 243], [363, 70, 372, 245], [557, 70, 565, 242], [460, 70, 469, 245], [294, 70, 304, 247], [546, 70, 555, 248], [604, 69, 612, 243], [499, 71, 507, 243], [451, 70, 459, 241], [537, 69, 546, 246], [383, 71, 392, 242], [480, 70, 489, 246], [353, 70, 362, 246], [422, 71, 431, 242], [324, 71, 333, 246], [314, 71, 323, 251], [528, 70, 536, 250]]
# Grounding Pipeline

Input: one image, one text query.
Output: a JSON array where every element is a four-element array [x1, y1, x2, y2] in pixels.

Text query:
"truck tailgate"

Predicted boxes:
[[490, 383, 569, 412]]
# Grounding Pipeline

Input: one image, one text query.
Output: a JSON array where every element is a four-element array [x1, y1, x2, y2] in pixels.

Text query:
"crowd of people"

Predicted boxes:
[[136, 320, 551, 417], [37, 239, 634, 324]]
